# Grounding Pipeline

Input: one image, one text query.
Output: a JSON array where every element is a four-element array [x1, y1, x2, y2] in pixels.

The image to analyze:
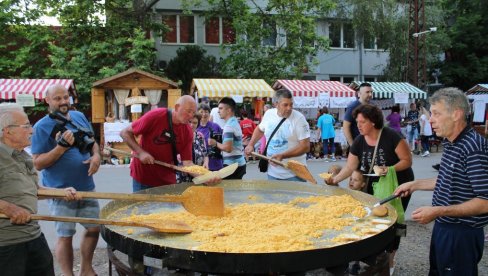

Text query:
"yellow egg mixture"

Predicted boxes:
[[121, 194, 368, 253]]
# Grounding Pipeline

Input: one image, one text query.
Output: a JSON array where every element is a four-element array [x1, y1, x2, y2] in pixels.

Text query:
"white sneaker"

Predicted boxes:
[[421, 151, 430, 157]]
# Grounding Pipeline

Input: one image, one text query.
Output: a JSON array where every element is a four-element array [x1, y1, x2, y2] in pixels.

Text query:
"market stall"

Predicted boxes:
[[272, 79, 356, 120], [272, 80, 356, 159], [466, 83, 488, 136], [91, 68, 180, 161], [350, 81, 427, 118], [0, 78, 78, 105], [190, 78, 275, 120]]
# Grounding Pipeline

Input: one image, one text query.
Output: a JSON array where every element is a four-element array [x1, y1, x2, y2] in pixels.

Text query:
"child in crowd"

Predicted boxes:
[[348, 169, 366, 192]]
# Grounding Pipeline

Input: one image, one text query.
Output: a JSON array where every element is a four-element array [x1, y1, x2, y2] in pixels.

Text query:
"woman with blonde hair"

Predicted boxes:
[[419, 106, 433, 157]]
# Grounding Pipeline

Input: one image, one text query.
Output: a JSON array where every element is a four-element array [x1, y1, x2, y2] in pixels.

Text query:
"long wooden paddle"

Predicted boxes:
[[105, 147, 207, 176], [38, 186, 225, 217], [0, 214, 192, 234], [251, 152, 317, 184]]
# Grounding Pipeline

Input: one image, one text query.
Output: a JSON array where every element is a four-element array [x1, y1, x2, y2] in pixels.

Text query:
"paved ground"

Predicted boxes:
[[38, 150, 488, 275]]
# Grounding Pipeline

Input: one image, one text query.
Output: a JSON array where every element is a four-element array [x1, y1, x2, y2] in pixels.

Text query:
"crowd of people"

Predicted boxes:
[[0, 83, 487, 276]]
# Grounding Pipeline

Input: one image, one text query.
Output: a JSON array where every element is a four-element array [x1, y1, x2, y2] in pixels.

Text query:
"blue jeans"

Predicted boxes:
[[322, 138, 336, 156], [132, 179, 154, 192], [268, 175, 306, 182]]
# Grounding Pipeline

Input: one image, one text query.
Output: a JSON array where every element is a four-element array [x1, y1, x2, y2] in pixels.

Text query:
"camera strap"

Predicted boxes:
[[166, 109, 179, 166], [262, 117, 286, 156]]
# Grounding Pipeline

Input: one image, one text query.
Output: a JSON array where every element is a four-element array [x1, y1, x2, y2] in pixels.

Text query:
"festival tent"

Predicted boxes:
[[272, 79, 356, 109], [350, 81, 427, 110], [190, 78, 275, 119], [0, 78, 78, 103], [466, 84, 488, 123], [191, 78, 274, 99]]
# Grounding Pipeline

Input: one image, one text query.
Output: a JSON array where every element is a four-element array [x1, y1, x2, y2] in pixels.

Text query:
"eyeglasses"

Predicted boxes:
[[7, 123, 32, 129]]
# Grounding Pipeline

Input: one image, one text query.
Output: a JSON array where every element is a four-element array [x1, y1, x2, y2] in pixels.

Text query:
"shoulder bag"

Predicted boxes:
[[258, 118, 286, 172]]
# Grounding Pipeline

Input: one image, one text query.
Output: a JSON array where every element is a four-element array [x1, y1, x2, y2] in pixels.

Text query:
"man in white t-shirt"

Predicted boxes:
[[209, 106, 226, 129], [244, 89, 310, 181]]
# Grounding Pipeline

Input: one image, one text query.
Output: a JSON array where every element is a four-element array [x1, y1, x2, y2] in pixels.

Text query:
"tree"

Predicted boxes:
[[182, 0, 335, 83], [439, 0, 488, 90], [0, 0, 165, 111], [165, 45, 220, 94]]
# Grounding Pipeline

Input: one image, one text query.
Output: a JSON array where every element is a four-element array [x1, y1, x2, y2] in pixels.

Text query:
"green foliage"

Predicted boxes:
[[439, 0, 488, 90], [184, 0, 334, 84], [0, 0, 161, 112], [165, 45, 220, 94]]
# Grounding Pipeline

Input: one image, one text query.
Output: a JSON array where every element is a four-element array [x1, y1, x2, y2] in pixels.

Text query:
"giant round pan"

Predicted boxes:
[[100, 180, 398, 274]]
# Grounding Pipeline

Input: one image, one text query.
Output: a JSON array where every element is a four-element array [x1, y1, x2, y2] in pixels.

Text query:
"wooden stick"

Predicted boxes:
[[105, 147, 192, 174], [0, 214, 192, 233]]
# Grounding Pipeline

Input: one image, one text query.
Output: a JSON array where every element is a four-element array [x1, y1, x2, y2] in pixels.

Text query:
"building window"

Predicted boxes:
[[363, 31, 376, 49], [162, 15, 195, 44], [343, 76, 355, 84], [329, 22, 341, 48], [205, 17, 220, 44], [364, 76, 376, 82], [329, 21, 355, 49], [262, 20, 277, 46], [205, 17, 236, 45], [329, 76, 356, 83], [222, 18, 236, 44], [342, 23, 355, 49]]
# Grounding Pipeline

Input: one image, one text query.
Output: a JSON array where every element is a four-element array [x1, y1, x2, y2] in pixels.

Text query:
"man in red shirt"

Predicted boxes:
[[239, 111, 256, 162], [121, 95, 206, 191]]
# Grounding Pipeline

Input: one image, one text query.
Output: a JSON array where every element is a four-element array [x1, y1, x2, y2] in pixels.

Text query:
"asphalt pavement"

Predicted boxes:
[[38, 151, 442, 249]]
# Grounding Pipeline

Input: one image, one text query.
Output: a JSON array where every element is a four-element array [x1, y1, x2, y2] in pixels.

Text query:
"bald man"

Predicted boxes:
[[31, 84, 101, 276], [121, 95, 205, 190]]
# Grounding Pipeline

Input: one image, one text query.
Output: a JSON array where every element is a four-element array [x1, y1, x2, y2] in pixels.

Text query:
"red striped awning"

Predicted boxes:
[[0, 79, 76, 100], [273, 80, 356, 98]]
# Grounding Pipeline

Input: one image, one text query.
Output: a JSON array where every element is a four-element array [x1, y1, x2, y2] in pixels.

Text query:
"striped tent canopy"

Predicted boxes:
[[350, 81, 427, 99], [272, 80, 356, 97], [466, 84, 488, 95], [191, 79, 274, 98], [0, 79, 77, 100]]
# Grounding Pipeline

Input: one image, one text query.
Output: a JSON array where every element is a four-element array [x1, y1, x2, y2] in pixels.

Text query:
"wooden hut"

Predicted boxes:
[[91, 68, 180, 160]]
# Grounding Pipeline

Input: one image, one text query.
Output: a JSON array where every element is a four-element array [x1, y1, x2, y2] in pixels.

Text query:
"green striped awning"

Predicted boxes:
[[351, 82, 427, 99]]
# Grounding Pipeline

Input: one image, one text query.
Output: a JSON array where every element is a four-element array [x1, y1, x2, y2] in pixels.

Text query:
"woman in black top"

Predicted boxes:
[[326, 104, 414, 208]]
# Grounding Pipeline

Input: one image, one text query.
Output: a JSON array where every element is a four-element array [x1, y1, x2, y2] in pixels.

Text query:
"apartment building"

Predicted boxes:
[[151, 1, 389, 83]]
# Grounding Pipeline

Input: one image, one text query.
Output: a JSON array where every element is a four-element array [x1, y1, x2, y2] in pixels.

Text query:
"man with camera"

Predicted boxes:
[[244, 89, 310, 181], [31, 84, 101, 276], [207, 97, 246, 179]]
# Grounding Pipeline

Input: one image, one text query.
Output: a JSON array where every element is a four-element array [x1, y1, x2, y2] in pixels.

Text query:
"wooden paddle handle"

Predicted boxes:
[[106, 147, 189, 173], [0, 213, 145, 228], [251, 152, 286, 167], [37, 189, 183, 203]]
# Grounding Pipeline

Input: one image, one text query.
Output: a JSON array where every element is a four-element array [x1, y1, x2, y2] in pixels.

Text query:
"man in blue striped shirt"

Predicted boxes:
[[395, 88, 488, 275], [208, 97, 246, 179]]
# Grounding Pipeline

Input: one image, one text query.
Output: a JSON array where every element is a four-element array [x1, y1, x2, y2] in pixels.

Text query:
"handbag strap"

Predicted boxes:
[[367, 128, 383, 174], [166, 109, 178, 165], [263, 118, 286, 155]]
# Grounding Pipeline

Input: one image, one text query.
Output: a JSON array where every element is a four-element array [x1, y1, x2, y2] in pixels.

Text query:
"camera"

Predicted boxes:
[[49, 112, 95, 154], [208, 130, 223, 159]]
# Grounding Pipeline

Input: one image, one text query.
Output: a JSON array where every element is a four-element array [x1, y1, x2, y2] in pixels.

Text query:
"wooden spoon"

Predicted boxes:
[[105, 147, 204, 175], [0, 214, 192, 234], [251, 152, 317, 184], [38, 186, 225, 217]]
